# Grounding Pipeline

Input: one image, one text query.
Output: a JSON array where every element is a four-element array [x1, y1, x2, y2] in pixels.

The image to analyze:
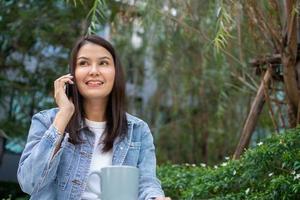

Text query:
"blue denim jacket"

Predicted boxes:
[[17, 108, 164, 200]]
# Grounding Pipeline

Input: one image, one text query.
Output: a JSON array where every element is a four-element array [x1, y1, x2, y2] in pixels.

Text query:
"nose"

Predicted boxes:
[[88, 63, 100, 76]]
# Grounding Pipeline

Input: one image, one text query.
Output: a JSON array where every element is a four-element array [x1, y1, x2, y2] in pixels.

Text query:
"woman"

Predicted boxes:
[[17, 35, 170, 200]]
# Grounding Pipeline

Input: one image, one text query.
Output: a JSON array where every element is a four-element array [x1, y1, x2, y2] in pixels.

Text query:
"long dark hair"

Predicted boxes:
[[66, 35, 128, 152]]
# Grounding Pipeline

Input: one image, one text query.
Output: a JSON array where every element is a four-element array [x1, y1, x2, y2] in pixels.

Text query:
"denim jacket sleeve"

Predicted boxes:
[[17, 111, 68, 194], [138, 122, 165, 200]]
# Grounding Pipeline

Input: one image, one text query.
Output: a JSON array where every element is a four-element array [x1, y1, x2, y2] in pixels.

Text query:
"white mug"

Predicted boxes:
[[87, 165, 139, 200]]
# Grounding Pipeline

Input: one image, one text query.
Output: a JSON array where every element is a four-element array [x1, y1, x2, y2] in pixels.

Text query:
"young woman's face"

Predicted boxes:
[[75, 42, 115, 101]]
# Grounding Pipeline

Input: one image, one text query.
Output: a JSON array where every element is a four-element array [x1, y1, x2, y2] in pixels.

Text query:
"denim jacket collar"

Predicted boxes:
[[78, 113, 133, 130]]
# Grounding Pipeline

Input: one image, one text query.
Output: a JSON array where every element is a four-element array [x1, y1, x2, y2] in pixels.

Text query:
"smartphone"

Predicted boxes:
[[65, 83, 73, 98], [65, 65, 73, 98]]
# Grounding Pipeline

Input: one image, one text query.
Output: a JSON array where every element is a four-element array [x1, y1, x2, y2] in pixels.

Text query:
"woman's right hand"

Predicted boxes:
[[54, 74, 75, 115]]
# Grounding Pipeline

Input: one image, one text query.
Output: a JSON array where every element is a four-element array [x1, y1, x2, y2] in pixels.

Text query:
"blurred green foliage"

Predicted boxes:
[[0, 0, 93, 139]]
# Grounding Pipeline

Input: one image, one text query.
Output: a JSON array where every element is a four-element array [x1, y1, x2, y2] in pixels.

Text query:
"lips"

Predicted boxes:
[[85, 80, 104, 86]]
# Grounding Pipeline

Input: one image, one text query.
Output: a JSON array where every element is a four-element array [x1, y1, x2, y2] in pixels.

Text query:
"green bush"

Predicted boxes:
[[158, 128, 300, 200]]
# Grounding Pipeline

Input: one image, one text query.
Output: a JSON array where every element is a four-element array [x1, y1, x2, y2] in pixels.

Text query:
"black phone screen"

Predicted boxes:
[[65, 83, 73, 98], [65, 64, 73, 98]]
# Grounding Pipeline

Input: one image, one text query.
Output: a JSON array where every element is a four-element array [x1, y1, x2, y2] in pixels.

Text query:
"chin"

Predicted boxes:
[[82, 93, 110, 100]]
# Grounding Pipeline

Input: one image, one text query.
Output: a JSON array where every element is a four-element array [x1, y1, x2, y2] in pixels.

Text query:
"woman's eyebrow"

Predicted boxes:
[[98, 56, 111, 60], [77, 56, 111, 60], [77, 56, 89, 60]]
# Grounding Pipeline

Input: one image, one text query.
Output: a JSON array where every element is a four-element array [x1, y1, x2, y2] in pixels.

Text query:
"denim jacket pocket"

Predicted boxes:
[[56, 141, 75, 190], [124, 142, 141, 166]]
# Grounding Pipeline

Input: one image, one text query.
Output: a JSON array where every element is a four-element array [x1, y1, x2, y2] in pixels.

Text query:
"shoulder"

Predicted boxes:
[[125, 113, 152, 137], [32, 107, 59, 127], [126, 113, 148, 127], [125, 113, 154, 148]]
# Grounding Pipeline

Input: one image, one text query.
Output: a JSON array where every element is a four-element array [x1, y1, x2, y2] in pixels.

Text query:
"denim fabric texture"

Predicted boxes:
[[17, 108, 164, 200]]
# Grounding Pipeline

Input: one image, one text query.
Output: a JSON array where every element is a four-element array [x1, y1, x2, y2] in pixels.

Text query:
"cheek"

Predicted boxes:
[[110, 68, 116, 80], [105, 69, 116, 83], [74, 71, 85, 91], [110, 71, 116, 82], [74, 69, 84, 82]]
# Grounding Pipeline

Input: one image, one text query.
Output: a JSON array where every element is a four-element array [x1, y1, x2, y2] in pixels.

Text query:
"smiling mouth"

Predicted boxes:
[[85, 80, 104, 86]]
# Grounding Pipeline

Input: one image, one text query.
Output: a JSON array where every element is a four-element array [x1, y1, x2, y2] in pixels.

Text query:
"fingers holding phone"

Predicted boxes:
[[54, 74, 75, 114]]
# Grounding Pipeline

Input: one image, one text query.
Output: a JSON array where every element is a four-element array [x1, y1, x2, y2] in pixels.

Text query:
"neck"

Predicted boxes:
[[83, 99, 108, 122]]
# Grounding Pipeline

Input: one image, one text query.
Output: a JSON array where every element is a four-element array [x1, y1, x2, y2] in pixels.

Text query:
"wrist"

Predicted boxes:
[[58, 107, 74, 118], [53, 110, 74, 134], [53, 124, 64, 135]]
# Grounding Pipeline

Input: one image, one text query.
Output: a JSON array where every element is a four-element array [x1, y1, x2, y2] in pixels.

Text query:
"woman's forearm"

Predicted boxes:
[[52, 109, 73, 157], [53, 109, 74, 134]]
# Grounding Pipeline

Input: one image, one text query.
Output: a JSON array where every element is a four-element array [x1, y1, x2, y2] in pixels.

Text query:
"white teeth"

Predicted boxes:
[[86, 80, 104, 86]]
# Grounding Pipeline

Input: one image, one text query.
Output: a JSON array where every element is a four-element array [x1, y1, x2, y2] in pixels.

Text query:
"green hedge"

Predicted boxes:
[[157, 128, 300, 199]]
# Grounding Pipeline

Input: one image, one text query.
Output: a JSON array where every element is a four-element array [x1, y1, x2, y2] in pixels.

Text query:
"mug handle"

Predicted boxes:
[[87, 171, 102, 198]]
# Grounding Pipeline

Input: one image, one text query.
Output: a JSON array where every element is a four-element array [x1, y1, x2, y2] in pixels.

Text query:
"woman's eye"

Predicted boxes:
[[99, 61, 109, 66], [78, 61, 87, 66]]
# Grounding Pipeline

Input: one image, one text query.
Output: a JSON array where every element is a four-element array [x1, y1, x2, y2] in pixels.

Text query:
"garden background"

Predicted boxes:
[[0, 0, 300, 199]]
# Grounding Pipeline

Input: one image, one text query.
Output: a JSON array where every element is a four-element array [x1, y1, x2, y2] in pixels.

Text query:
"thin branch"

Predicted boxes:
[[269, 72, 286, 129], [245, 3, 280, 52], [269, 0, 283, 31], [252, 2, 282, 52], [262, 66, 279, 133], [149, 5, 245, 67], [247, 7, 275, 49], [231, 72, 257, 92]]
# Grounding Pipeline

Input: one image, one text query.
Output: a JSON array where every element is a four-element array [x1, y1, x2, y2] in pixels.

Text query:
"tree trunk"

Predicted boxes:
[[233, 68, 272, 159], [282, 0, 299, 127]]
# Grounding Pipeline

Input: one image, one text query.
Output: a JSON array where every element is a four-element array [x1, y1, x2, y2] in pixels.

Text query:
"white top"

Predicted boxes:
[[81, 119, 113, 200]]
